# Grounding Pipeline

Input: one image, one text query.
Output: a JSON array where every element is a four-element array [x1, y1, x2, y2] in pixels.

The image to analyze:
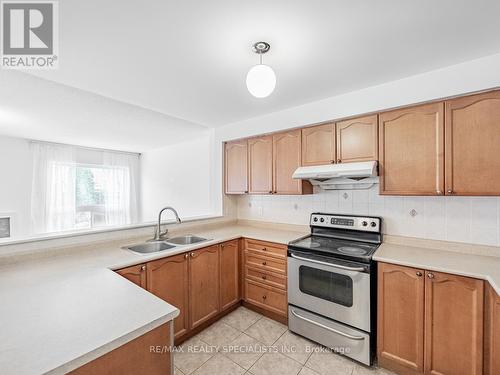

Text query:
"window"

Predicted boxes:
[[31, 142, 139, 234]]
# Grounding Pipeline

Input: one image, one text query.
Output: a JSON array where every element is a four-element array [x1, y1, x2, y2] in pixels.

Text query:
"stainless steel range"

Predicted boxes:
[[287, 213, 382, 366]]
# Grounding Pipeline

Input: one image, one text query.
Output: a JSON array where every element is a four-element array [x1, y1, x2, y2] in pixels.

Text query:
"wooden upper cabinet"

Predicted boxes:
[[301, 123, 335, 166], [379, 102, 444, 195], [248, 135, 273, 194], [424, 271, 484, 375], [445, 90, 500, 195], [336, 115, 378, 163], [377, 263, 425, 374], [147, 254, 190, 339], [116, 264, 147, 289], [189, 245, 220, 329], [224, 140, 248, 194], [273, 130, 310, 194], [219, 240, 240, 311], [485, 284, 500, 375]]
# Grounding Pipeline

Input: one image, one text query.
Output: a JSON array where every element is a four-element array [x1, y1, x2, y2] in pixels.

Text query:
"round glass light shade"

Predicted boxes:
[[246, 64, 276, 98]]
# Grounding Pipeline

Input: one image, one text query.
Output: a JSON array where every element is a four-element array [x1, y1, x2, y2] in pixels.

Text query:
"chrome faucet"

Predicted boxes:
[[151, 206, 182, 241]]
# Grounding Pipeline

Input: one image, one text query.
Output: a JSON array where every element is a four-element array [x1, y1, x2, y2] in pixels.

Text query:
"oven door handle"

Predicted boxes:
[[290, 253, 366, 272], [290, 309, 365, 341]]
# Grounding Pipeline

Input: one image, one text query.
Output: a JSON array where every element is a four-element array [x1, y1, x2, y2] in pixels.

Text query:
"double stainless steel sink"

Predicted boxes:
[[124, 235, 208, 255]]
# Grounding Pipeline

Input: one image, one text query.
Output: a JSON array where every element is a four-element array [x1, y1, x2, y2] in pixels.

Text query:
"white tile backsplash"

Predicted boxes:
[[236, 185, 500, 246]]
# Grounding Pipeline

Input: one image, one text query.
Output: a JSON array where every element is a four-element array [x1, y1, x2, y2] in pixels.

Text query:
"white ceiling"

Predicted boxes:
[[2, 0, 500, 150], [28, 0, 500, 126]]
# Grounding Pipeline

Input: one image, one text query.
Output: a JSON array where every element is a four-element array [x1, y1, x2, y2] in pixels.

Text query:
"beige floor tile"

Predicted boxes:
[[222, 332, 265, 369], [174, 337, 215, 375], [220, 306, 262, 331], [352, 364, 397, 375], [174, 367, 185, 375], [197, 320, 241, 348], [192, 353, 246, 375], [298, 366, 320, 375], [249, 352, 302, 375], [274, 330, 318, 365], [244, 317, 287, 345], [305, 351, 356, 375]]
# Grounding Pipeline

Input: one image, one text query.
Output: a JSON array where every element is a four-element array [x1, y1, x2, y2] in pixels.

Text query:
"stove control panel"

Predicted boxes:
[[311, 213, 381, 232]]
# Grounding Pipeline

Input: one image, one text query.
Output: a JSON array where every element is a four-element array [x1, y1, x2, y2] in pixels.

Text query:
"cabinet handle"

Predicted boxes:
[[427, 273, 434, 279], [262, 295, 267, 300], [416, 271, 422, 277], [190, 252, 195, 257], [331, 160, 335, 164], [268, 190, 273, 194], [141, 265, 146, 271], [262, 247, 267, 251], [447, 189, 454, 195], [436, 190, 443, 195], [337, 159, 341, 163], [262, 275, 267, 280], [262, 261, 267, 266], [184, 253, 189, 259], [244, 191, 249, 194]]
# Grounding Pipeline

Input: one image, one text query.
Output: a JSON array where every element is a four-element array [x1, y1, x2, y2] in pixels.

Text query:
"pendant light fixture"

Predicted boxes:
[[246, 42, 276, 98]]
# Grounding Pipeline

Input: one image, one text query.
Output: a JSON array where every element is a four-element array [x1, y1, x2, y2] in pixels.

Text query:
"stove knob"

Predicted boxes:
[[313, 217, 318, 222], [320, 218, 325, 223], [370, 221, 377, 227], [362, 221, 368, 226]]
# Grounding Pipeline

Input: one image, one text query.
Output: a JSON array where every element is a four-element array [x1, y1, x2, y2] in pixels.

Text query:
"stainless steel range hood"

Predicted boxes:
[[292, 161, 378, 190]]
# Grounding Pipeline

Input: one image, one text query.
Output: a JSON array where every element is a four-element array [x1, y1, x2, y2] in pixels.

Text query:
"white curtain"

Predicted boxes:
[[101, 152, 139, 226], [31, 142, 140, 234], [31, 142, 76, 234]]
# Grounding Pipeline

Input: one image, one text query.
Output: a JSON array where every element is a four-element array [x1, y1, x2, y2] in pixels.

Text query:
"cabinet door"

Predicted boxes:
[[224, 140, 248, 194], [377, 263, 425, 374], [116, 264, 147, 289], [147, 254, 189, 339], [189, 245, 220, 329], [336, 115, 378, 163], [220, 240, 240, 311], [445, 90, 500, 195], [379, 103, 444, 195], [301, 123, 335, 166], [248, 136, 273, 194], [424, 271, 484, 375], [485, 284, 500, 375], [273, 130, 304, 194]]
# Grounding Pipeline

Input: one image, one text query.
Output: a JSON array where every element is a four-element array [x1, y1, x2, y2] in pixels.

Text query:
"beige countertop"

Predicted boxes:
[[0, 222, 307, 375], [374, 237, 500, 295]]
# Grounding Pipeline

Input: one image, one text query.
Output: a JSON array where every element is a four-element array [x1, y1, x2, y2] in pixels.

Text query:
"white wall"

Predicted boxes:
[[237, 187, 500, 247], [140, 130, 216, 222], [0, 136, 33, 238]]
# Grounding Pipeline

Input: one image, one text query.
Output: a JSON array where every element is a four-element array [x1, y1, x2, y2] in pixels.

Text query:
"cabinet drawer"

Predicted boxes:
[[244, 239, 287, 259], [245, 279, 287, 316], [245, 251, 286, 275], [246, 266, 287, 290]]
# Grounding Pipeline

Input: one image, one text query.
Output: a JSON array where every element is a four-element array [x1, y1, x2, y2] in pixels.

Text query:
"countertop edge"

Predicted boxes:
[[47, 310, 179, 375]]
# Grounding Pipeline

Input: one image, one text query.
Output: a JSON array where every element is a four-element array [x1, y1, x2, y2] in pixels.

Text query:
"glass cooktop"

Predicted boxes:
[[289, 235, 379, 263]]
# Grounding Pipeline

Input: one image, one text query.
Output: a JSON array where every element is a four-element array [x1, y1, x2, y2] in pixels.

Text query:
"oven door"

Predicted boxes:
[[288, 251, 371, 332]]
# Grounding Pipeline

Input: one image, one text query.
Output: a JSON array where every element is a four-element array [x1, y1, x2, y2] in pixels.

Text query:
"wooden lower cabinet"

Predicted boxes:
[[377, 262, 484, 375], [484, 284, 500, 375], [220, 240, 240, 311], [147, 254, 190, 339], [245, 279, 287, 316], [189, 245, 220, 329], [70, 322, 172, 375], [377, 263, 425, 374], [116, 263, 147, 288], [424, 271, 484, 375]]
